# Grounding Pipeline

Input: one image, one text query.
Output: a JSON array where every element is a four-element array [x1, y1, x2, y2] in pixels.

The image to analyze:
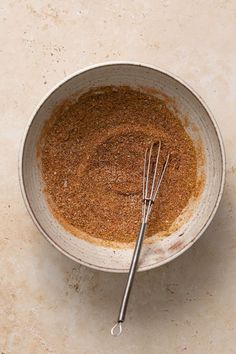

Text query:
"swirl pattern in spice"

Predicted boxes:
[[40, 86, 197, 244]]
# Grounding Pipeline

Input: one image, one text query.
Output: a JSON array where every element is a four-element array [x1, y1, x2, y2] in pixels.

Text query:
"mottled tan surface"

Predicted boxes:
[[0, 1, 235, 353]]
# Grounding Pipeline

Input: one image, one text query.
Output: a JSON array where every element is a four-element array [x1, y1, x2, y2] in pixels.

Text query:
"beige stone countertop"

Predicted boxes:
[[1, 1, 236, 353]]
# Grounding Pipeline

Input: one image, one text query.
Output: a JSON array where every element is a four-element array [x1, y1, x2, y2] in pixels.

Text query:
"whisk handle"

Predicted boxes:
[[118, 222, 147, 323]]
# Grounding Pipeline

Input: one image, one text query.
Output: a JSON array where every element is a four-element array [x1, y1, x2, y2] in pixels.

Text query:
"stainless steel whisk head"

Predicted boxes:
[[111, 141, 170, 336], [142, 141, 170, 223]]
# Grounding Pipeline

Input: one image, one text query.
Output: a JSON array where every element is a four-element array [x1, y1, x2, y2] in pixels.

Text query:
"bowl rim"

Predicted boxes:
[[18, 61, 226, 273]]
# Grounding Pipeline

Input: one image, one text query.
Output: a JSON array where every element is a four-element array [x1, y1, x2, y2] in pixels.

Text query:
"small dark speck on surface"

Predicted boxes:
[[8, 204, 11, 208], [74, 283, 79, 292], [166, 286, 175, 294], [206, 291, 213, 297]]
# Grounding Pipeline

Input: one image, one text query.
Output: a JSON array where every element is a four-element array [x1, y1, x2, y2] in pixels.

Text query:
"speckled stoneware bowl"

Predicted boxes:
[[19, 62, 225, 273]]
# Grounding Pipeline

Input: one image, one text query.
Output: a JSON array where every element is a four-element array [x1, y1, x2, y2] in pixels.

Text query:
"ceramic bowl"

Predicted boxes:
[[19, 62, 225, 272]]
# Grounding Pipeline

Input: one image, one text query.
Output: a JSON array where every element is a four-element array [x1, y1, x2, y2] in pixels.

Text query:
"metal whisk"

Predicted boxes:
[[111, 141, 170, 336]]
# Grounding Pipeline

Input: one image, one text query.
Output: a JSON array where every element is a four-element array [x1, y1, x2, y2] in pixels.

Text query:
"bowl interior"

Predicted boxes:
[[20, 63, 224, 272]]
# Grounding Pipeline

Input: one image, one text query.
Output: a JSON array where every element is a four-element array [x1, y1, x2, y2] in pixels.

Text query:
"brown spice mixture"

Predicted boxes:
[[40, 86, 197, 243]]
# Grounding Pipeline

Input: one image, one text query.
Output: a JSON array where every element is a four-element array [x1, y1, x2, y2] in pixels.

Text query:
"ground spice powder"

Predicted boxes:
[[40, 86, 197, 243]]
